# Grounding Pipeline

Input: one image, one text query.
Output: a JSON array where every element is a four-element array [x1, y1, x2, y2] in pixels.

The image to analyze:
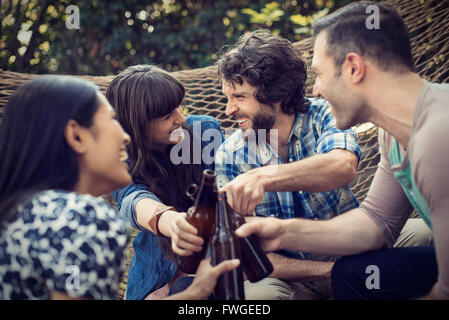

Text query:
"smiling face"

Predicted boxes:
[[222, 79, 277, 133], [79, 93, 132, 195], [149, 105, 186, 151], [311, 31, 369, 129]]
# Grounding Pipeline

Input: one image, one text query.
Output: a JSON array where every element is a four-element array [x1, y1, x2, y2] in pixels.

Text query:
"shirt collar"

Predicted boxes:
[[250, 111, 304, 166], [287, 112, 303, 144]]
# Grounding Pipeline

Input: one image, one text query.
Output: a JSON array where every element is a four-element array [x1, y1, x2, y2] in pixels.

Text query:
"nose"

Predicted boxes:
[[174, 106, 186, 125], [123, 131, 131, 145], [225, 100, 238, 117]]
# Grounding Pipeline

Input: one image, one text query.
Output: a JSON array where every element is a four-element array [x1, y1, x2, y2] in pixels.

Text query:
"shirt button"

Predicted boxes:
[[299, 191, 303, 195]]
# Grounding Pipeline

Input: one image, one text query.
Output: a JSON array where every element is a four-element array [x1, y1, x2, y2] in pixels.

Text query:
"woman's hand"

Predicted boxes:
[[166, 258, 240, 300], [158, 210, 204, 256]]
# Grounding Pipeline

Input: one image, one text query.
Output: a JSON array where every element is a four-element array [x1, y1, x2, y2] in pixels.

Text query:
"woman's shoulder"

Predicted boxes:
[[27, 189, 114, 212], [21, 190, 127, 232], [185, 115, 221, 131], [1, 190, 129, 299]]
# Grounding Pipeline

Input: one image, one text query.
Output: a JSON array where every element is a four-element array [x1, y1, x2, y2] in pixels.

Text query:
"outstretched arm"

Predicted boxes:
[[266, 253, 333, 281], [135, 197, 203, 256], [223, 149, 357, 215], [236, 208, 385, 256]]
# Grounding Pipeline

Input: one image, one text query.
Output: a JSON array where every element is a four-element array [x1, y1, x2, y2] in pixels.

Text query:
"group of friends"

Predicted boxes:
[[0, 2, 447, 300]]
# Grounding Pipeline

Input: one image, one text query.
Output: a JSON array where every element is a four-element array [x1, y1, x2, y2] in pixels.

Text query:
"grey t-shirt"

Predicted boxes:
[[359, 80, 449, 299]]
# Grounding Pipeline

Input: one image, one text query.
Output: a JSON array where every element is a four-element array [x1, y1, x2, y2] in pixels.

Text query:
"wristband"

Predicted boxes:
[[148, 205, 175, 237]]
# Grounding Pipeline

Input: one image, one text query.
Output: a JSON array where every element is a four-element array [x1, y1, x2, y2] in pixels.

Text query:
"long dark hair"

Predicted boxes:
[[0, 76, 101, 230], [106, 65, 202, 212]]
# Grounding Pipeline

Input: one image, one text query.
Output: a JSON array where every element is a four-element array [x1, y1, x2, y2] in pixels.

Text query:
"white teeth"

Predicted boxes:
[[237, 118, 249, 124], [119, 151, 128, 161], [170, 127, 185, 142]]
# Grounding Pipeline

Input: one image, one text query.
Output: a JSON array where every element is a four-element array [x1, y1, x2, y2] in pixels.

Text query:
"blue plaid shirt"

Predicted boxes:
[[215, 98, 361, 258]]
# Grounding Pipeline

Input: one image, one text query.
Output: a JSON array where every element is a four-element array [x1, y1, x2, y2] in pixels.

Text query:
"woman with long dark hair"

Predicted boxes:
[[0, 75, 236, 300], [106, 65, 224, 300]]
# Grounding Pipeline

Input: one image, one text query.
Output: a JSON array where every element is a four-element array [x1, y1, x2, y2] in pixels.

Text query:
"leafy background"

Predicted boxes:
[[1, 0, 359, 75]]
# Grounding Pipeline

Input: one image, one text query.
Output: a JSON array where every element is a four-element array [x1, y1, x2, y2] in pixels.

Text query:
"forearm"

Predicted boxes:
[[135, 198, 178, 237], [278, 209, 385, 256], [165, 289, 199, 300], [259, 149, 357, 192], [268, 252, 333, 281]]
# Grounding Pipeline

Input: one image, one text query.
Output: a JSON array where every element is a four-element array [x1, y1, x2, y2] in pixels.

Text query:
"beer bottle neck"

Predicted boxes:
[[215, 195, 232, 232], [195, 182, 216, 207]]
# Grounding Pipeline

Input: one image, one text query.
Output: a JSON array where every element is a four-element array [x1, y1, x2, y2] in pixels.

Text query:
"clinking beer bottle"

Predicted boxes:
[[211, 191, 245, 300], [231, 210, 274, 283], [176, 169, 217, 274]]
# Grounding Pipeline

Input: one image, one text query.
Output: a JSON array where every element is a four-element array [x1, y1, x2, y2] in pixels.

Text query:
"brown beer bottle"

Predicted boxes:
[[232, 211, 274, 283], [176, 169, 217, 274], [211, 191, 245, 300]]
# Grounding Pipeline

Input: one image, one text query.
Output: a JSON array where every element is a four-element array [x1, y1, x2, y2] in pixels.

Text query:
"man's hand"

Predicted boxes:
[[221, 167, 268, 215], [235, 216, 285, 252]]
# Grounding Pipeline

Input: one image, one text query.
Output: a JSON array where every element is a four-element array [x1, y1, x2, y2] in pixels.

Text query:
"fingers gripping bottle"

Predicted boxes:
[[211, 191, 245, 300], [231, 211, 274, 282], [176, 169, 217, 274]]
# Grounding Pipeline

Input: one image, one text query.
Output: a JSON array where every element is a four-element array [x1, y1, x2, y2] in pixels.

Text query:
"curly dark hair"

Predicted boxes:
[[216, 30, 309, 115]]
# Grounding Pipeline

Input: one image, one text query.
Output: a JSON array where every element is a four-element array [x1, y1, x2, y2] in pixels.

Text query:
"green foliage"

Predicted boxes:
[[242, 2, 285, 26], [0, 0, 355, 75]]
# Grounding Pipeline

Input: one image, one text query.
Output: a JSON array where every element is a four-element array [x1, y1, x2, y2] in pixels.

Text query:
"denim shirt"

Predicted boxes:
[[113, 115, 224, 300]]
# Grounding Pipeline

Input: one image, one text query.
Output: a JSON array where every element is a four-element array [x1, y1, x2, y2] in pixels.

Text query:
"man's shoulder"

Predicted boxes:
[[411, 81, 449, 159], [306, 97, 331, 115]]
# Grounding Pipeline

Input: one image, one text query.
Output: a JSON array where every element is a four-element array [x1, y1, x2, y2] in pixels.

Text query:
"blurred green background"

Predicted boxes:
[[1, 0, 359, 75]]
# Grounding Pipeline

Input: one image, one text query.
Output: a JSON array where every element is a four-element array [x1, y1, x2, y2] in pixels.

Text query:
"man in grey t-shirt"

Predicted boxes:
[[233, 2, 449, 299]]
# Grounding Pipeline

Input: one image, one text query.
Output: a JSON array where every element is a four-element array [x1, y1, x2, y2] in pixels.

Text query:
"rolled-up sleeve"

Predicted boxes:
[[359, 129, 413, 247], [113, 183, 162, 231]]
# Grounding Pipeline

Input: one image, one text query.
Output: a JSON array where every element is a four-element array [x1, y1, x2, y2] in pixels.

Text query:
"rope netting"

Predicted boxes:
[[0, 0, 448, 299], [1, 0, 448, 204]]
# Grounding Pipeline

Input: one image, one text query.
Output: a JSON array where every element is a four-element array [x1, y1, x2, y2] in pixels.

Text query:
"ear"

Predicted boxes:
[[344, 53, 366, 84], [64, 119, 88, 155]]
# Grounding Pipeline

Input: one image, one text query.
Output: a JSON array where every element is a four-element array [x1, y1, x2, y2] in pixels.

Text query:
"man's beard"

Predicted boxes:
[[242, 103, 277, 145], [253, 103, 277, 132]]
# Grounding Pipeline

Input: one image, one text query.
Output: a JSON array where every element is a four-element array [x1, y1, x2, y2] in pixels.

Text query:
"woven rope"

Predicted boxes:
[[0, 0, 448, 299]]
